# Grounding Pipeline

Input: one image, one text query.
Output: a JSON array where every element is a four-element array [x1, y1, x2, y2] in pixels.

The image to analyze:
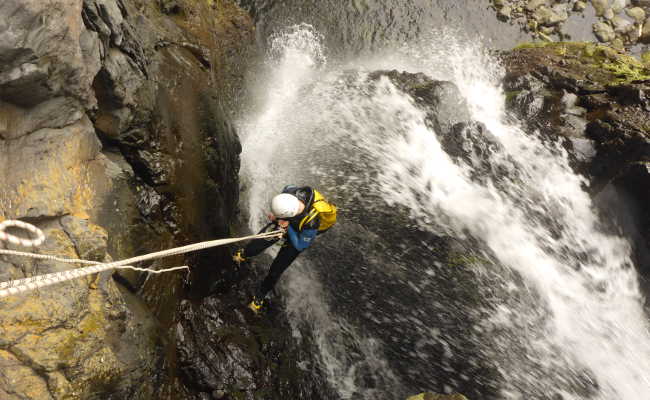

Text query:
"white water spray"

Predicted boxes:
[[238, 25, 650, 399], [239, 25, 401, 399]]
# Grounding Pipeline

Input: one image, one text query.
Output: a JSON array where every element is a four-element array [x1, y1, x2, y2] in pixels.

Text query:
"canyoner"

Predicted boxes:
[[232, 185, 337, 313]]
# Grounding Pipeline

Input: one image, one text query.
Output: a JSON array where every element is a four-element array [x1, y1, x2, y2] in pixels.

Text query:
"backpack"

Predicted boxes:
[[299, 190, 337, 232]]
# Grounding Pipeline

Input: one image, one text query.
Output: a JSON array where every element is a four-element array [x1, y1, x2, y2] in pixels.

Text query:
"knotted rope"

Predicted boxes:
[[0, 220, 283, 298]]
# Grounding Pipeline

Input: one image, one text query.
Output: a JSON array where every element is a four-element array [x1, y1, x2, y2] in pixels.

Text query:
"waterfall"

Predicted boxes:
[[237, 25, 650, 399]]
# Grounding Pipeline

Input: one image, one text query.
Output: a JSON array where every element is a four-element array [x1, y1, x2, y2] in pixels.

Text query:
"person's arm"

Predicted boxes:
[[286, 225, 317, 251], [282, 184, 298, 193]]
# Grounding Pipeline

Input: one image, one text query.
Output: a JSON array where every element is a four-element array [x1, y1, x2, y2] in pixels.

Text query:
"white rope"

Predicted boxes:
[[0, 220, 45, 247], [0, 220, 283, 298]]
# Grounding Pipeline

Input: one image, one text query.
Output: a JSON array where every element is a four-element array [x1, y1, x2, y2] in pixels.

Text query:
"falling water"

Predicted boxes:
[[237, 25, 650, 399]]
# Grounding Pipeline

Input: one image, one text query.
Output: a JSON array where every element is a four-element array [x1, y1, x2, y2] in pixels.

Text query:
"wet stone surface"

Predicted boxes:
[[490, 0, 650, 53]]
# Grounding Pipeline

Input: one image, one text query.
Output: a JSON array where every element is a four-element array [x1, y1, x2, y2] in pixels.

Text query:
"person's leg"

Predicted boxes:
[[242, 237, 278, 258], [257, 245, 301, 298]]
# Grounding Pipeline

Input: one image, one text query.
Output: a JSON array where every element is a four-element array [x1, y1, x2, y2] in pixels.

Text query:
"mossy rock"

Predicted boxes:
[[642, 51, 650, 67], [511, 42, 650, 85]]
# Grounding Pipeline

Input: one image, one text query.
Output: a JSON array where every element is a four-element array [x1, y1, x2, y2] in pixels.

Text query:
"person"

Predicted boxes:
[[233, 185, 336, 313]]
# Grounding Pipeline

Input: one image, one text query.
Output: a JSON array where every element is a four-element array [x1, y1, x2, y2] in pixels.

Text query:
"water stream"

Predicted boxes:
[[236, 24, 650, 400]]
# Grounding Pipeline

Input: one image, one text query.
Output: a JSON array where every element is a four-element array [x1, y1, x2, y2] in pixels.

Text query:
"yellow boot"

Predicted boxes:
[[248, 297, 264, 313], [232, 248, 246, 264]]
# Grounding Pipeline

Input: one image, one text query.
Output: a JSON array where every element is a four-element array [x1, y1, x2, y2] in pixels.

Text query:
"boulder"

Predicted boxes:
[[611, 15, 633, 32], [611, 0, 627, 13], [591, 0, 610, 16], [594, 22, 617, 42], [498, 5, 513, 20], [626, 7, 646, 23], [526, 0, 547, 11], [533, 5, 569, 26], [574, 1, 588, 11]]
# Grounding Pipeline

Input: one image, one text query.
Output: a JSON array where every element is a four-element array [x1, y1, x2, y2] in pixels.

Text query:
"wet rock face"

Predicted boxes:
[[376, 70, 508, 184], [176, 293, 330, 400], [0, 0, 100, 108], [1, 0, 253, 398], [0, 218, 166, 399], [501, 42, 650, 268]]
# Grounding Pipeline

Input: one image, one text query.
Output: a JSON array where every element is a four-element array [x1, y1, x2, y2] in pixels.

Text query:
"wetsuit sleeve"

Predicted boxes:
[[287, 225, 317, 251], [282, 184, 298, 193]]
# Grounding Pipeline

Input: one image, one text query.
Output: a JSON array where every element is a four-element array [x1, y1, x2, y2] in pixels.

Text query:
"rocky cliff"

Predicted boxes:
[[501, 42, 650, 276], [0, 0, 252, 398]]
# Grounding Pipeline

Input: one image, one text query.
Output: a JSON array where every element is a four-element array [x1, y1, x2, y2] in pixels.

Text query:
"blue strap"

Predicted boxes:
[[287, 225, 317, 251]]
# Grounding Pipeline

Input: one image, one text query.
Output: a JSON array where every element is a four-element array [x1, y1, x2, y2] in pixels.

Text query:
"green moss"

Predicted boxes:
[[642, 52, 650, 66], [446, 254, 488, 268], [514, 41, 650, 84], [601, 58, 650, 83], [513, 42, 550, 50], [231, 390, 247, 400], [504, 90, 522, 104], [56, 313, 103, 360]]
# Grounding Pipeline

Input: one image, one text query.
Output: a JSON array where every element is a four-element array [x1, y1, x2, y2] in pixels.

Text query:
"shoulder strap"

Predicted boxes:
[[299, 207, 320, 231]]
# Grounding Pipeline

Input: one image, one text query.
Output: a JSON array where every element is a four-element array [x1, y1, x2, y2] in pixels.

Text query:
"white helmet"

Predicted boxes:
[[271, 193, 301, 218]]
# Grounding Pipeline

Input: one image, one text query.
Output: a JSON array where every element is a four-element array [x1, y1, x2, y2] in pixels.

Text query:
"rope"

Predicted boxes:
[[0, 220, 283, 298], [0, 220, 45, 247]]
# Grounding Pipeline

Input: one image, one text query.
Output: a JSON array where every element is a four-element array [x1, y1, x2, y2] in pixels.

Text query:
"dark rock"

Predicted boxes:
[[614, 162, 650, 251], [60, 215, 109, 262], [159, 0, 183, 14], [0, 0, 100, 108], [0, 97, 85, 140], [176, 296, 328, 400], [502, 41, 650, 277], [606, 83, 650, 110], [374, 70, 472, 136]]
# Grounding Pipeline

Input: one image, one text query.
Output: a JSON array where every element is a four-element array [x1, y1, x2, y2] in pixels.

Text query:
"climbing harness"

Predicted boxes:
[[0, 220, 284, 298]]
